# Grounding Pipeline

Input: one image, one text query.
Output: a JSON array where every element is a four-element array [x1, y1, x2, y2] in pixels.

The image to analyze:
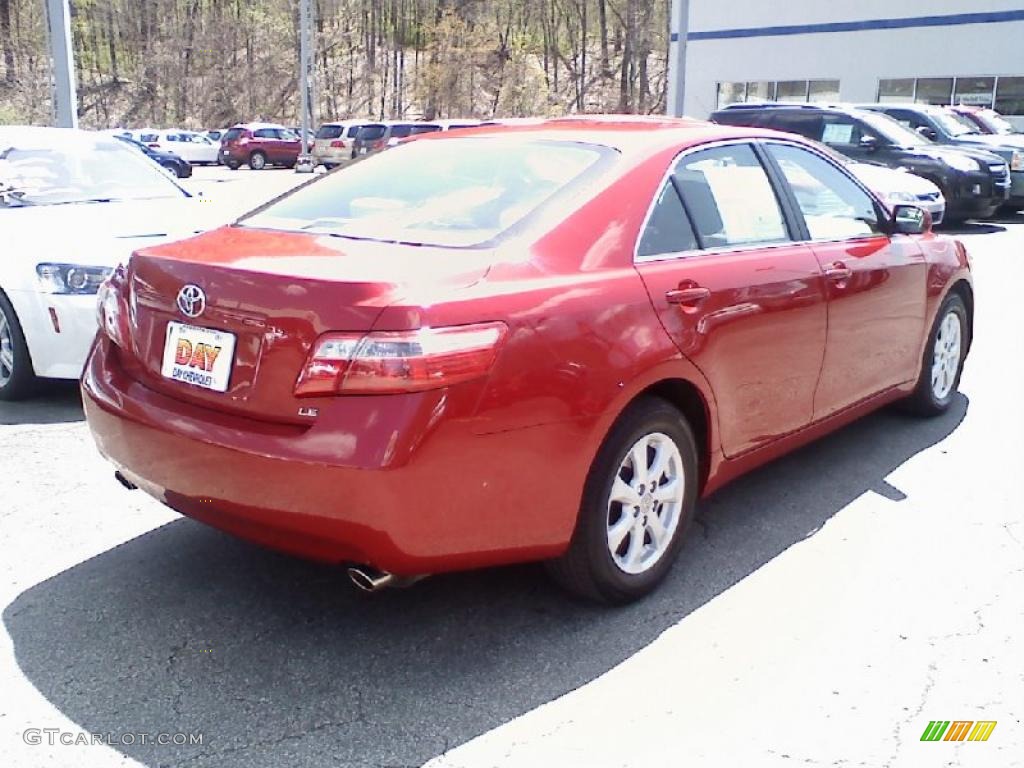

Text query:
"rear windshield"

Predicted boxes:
[[389, 125, 417, 139], [346, 125, 363, 138], [240, 138, 610, 247], [356, 124, 386, 141], [410, 124, 442, 135], [223, 128, 245, 142], [316, 125, 344, 139]]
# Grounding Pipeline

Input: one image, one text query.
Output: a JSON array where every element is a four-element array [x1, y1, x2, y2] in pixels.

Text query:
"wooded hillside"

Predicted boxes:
[[0, 0, 672, 128]]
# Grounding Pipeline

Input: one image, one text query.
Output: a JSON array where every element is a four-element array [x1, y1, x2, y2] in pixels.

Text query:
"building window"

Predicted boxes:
[[716, 79, 839, 109], [914, 78, 954, 105], [716, 82, 748, 108], [954, 77, 996, 106], [995, 77, 1024, 116], [746, 81, 775, 102], [808, 80, 840, 102], [877, 75, 1024, 116], [878, 78, 915, 103], [775, 81, 808, 101]]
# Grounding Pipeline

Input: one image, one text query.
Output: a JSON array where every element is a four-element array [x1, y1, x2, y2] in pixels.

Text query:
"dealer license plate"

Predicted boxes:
[[161, 321, 236, 392]]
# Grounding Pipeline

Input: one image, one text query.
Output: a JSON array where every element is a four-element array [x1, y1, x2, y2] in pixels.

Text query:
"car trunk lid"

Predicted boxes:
[[121, 225, 493, 424]]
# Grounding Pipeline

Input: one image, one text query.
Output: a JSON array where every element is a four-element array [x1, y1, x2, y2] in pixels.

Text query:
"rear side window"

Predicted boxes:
[[767, 143, 881, 240], [357, 125, 386, 141], [223, 128, 244, 141], [316, 125, 344, 139], [637, 182, 699, 258], [254, 128, 276, 139], [768, 112, 825, 141], [674, 144, 789, 248]]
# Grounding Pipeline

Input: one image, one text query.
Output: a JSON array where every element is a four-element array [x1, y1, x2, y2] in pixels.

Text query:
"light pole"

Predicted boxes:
[[45, 0, 78, 128], [666, 0, 689, 117], [296, 0, 315, 172]]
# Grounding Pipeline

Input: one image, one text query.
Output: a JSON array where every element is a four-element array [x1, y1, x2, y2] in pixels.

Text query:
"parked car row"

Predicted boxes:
[[712, 102, 1023, 223]]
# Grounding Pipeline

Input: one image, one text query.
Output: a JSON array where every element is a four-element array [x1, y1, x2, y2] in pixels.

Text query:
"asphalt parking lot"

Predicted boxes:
[[1, 168, 1022, 768]]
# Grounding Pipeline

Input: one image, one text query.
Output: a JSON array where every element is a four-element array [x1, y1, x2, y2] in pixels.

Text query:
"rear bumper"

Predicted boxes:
[[81, 337, 581, 574]]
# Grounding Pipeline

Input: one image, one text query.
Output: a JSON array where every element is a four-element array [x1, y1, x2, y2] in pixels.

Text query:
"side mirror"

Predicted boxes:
[[859, 135, 880, 152], [916, 125, 938, 141], [892, 204, 932, 235]]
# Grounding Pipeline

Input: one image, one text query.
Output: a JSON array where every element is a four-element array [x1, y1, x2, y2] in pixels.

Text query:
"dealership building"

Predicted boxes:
[[681, 1, 1024, 128]]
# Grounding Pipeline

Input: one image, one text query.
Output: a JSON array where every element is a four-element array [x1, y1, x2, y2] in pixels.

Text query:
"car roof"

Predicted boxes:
[[413, 115, 787, 156]]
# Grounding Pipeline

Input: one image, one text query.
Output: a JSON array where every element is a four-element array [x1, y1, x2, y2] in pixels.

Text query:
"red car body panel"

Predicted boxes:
[[82, 118, 973, 576]]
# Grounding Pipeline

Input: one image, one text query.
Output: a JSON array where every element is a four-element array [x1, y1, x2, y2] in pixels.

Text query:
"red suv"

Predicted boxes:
[[220, 123, 302, 170]]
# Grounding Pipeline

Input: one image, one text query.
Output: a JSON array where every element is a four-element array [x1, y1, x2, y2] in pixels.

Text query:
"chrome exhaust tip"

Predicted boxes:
[[114, 471, 137, 491], [347, 566, 396, 593], [347, 566, 425, 593]]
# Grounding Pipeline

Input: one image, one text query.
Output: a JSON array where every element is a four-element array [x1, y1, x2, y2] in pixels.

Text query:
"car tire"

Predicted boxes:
[[226, 160, 240, 171], [0, 291, 39, 401], [902, 292, 969, 416], [546, 396, 699, 604], [249, 151, 267, 171]]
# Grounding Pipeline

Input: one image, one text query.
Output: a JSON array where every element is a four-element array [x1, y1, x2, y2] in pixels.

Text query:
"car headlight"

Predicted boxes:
[[36, 263, 114, 295], [942, 153, 981, 173], [885, 191, 918, 204], [1012, 151, 1024, 172]]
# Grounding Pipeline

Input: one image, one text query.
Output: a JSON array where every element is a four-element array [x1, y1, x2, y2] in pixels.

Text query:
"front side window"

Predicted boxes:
[[767, 144, 881, 241], [241, 138, 608, 247], [637, 182, 698, 258], [673, 144, 789, 248]]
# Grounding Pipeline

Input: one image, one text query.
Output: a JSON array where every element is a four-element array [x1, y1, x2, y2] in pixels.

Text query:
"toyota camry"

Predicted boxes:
[[82, 117, 973, 603]]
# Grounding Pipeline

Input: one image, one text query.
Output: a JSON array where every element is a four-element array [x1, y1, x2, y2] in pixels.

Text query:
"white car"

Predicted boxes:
[[139, 130, 220, 165], [847, 162, 946, 225], [0, 127, 227, 399]]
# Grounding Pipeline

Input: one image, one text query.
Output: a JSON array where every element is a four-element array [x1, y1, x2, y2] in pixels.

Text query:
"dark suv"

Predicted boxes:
[[712, 103, 1010, 222], [858, 104, 1024, 211]]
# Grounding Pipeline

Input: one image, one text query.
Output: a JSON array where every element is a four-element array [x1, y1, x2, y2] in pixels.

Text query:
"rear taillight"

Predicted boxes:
[[330, 139, 345, 148], [294, 322, 507, 397], [96, 266, 130, 348], [373, 140, 386, 149], [146, 143, 159, 149]]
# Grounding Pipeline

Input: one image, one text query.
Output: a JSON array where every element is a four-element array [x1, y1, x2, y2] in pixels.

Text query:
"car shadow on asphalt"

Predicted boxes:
[[937, 222, 1008, 236], [0, 381, 84, 425], [3, 395, 968, 768]]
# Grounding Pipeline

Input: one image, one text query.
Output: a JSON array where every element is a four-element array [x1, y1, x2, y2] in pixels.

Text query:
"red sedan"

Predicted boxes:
[[83, 117, 973, 603]]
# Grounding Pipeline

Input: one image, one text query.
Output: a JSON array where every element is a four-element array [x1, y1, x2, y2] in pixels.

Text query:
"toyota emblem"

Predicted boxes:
[[176, 284, 206, 318]]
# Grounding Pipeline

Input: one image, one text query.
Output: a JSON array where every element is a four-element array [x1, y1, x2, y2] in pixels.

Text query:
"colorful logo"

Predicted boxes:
[[920, 720, 997, 742]]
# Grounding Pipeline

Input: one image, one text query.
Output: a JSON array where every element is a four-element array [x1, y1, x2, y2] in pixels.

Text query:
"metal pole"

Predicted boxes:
[[46, 0, 78, 128], [666, 0, 689, 117], [296, 0, 314, 171]]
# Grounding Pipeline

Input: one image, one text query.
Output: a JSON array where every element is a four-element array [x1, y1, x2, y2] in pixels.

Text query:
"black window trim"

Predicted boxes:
[[632, 139, 801, 264]]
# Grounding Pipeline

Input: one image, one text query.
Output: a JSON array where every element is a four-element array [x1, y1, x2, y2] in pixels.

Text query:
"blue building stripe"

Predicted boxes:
[[688, 9, 1024, 41]]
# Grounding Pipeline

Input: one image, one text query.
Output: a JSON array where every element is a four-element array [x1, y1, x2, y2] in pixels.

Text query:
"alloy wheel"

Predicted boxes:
[[931, 310, 961, 401], [606, 432, 685, 575], [0, 305, 14, 388]]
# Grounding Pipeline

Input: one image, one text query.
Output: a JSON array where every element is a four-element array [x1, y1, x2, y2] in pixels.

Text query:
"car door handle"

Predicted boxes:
[[665, 286, 711, 305], [823, 263, 853, 282]]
